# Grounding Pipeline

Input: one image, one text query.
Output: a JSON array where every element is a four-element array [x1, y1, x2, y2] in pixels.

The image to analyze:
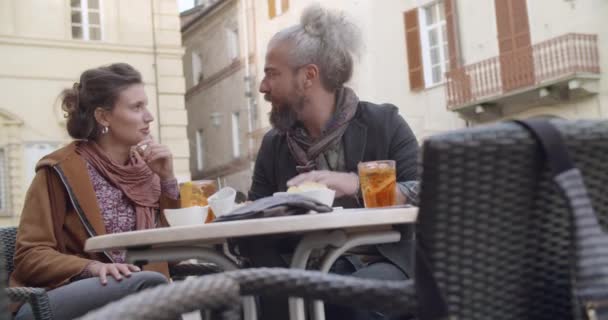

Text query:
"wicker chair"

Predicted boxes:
[[77, 272, 243, 320], [78, 120, 608, 320], [0, 233, 12, 320], [0, 227, 53, 320], [78, 267, 413, 320], [416, 119, 608, 320], [0, 226, 221, 320]]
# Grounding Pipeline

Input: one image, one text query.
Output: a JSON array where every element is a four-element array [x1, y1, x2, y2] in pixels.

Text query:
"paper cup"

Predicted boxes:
[[208, 187, 237, 217]]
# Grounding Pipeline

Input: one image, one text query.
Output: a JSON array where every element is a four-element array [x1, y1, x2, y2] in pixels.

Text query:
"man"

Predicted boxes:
[[246, 4, 418, 319]]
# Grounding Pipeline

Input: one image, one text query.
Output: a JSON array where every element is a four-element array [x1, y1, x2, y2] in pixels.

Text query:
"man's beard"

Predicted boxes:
[[267, 85, 305, 133], [269, 103, 299, 133]]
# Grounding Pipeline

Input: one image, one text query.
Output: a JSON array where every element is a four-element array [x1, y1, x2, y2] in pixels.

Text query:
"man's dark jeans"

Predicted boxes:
[[325, 257, 410, 320]]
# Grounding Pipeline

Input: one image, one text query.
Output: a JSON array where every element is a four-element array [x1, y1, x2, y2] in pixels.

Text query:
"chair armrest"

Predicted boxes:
[[169, 262, 222, 280], [79, 267, 416, 320], [224, 267, 416, 316], [77, 274, 241, 320], [6, 287, 53, 320]]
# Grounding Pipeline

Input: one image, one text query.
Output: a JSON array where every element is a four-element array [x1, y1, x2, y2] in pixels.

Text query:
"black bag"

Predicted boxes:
[[514, 119, 608, 320], [213, 193, 332, 222]]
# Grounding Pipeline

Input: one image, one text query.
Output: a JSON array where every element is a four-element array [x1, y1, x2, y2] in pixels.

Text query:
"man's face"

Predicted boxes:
[[259, 41, 305, 132]]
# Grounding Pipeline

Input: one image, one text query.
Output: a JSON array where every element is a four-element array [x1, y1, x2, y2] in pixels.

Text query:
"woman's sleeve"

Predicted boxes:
[[13, 167, 94, 288]]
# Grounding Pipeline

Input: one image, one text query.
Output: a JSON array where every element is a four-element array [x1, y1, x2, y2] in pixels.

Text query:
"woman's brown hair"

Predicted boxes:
[[61, 63, 143, 140]]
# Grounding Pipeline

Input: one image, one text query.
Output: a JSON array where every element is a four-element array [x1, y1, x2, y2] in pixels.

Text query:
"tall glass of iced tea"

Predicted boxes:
[[358, 160, 397, 208]]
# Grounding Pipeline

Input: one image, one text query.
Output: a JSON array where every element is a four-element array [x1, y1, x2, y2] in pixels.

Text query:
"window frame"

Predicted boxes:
[[191, 50, 203, 86], [23, 142, 59, 189], [195, 129, 204, 171], [418, 1, 448, 87], [225, 25, 240, 61], [71, 0, 104, 41], [274, 0, 284, 16], [231, 112, 241, 159], [268, 0, 288, 19]]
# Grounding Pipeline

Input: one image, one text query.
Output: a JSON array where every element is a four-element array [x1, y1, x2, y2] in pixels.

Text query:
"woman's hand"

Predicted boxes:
[[86, 262, 141, 285], [135, 137, 175, 181]]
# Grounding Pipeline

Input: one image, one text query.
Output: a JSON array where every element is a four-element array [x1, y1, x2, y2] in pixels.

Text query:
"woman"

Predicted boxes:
[[10, 63, 180, 319]]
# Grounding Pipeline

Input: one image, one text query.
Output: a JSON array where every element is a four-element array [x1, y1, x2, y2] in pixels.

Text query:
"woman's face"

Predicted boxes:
[[100, 84, 154, 147]]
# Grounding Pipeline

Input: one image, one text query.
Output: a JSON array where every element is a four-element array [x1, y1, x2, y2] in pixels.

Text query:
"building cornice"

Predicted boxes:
[[0, 108, 24, 125], [0, 35, 184, 56], [180, 0, 230, 34], [0, 73, 156, 86], [185, 54, 255, 100]]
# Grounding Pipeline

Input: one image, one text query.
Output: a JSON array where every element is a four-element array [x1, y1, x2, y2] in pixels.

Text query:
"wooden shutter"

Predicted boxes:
[[404, 9, 424, 91], [510, 0, 532, 49], [267, 0, 276, 19], [495, 0, 534, 91], [444, 0, 461, 70], [495, 0, 513, 53], [281, 0, 289, 14]]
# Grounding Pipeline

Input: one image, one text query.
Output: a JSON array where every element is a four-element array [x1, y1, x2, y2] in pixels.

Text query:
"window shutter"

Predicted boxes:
[[444, 0, 461, 70], [404, 9, 424, 91], [495, 0, 533, 91], [495, 0, 532, 53], [267, 0, 276, 19], [281, 0, 289, 14], [510, 0, 531, 50], [495, 0, 514, 53]]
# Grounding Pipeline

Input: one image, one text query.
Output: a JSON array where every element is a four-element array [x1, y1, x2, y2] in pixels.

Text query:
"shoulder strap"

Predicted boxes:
[[513, 119, 574, 174], [513, 119, 608, 319]]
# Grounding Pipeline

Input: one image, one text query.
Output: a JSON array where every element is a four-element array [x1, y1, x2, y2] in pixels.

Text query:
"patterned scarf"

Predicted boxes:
[[76, 141, 161, 230], [286, 87, 359, 173]]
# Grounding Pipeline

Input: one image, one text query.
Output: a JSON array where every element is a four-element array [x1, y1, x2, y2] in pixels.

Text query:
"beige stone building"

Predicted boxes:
[[438, 0, 605, 123], [181, 0, 259, 194], [0, 0, 190, 224], [251, 0, 605, 135], [182, 0, 605, 195]]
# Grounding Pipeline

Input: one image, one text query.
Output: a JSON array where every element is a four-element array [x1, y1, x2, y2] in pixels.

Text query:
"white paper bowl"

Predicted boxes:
[[164, 206, 208, 227], [274, 188, 336, 207]]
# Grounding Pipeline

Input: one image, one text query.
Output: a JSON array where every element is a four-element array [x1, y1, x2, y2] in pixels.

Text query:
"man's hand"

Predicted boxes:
[[86, 262, 141, 285], [287, 170, 359, 198]]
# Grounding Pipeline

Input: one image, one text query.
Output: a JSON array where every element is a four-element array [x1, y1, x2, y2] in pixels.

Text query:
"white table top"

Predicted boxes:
[[85, 207, 418, 252]]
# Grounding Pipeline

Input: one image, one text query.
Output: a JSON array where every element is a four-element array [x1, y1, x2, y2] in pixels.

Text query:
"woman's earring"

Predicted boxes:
[[102, 126, 109, 134]]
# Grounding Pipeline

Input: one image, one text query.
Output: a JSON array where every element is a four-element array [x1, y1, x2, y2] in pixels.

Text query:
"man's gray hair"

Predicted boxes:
[[270, 3, 362, 91]]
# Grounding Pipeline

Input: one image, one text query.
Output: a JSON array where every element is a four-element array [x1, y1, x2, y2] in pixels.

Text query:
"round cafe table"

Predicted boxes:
[[85, 206, 418, 320]]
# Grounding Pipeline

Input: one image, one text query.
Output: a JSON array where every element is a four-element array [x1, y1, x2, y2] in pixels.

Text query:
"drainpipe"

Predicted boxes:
[[240, 0, 254, 161], [150, 0, 162, 143]]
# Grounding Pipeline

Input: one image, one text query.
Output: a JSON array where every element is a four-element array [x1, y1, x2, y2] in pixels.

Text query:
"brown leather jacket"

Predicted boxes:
[[10, 142, 178, 292]]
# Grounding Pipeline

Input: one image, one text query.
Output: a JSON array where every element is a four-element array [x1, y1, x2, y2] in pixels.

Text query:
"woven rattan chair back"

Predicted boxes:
[[418, 120, 608, 320], [0, 228, 16, 278]]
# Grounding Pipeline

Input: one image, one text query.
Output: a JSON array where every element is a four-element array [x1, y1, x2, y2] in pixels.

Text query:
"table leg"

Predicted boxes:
[[311, 230, 402, 320], [288, 230, 348, 320], [126, 246, 257, 320]]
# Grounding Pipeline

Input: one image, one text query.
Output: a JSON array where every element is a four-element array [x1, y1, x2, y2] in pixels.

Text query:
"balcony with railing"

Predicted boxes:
[[446, 33, 600, 114]]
